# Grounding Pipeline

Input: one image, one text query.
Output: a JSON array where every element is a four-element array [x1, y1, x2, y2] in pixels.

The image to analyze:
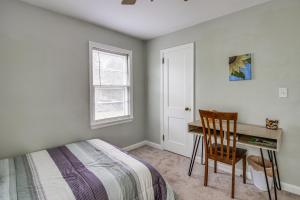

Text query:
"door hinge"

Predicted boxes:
[[162, 134, 165, 142], [162, 57, 165, 64]]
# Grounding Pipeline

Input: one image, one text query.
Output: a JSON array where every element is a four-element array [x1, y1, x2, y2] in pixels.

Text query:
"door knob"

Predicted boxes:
[[185, 107, 191, 111]]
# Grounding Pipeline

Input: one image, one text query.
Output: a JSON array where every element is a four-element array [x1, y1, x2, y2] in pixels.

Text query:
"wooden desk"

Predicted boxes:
[[187, 120, 282, 200], [188, 120, 282, 152]]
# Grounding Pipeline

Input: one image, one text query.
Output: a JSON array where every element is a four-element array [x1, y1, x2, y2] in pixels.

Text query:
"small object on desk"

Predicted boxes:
[[248, 137, 277, 149], [266, 118, 279, 130]]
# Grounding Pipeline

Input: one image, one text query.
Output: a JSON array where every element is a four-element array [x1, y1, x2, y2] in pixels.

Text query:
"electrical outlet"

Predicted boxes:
[[279, 88, 288, 98]]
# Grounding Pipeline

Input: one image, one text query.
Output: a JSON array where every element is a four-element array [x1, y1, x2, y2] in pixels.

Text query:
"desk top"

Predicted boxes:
[[188, 120, 282, 140], [188, 120, 283, 151]]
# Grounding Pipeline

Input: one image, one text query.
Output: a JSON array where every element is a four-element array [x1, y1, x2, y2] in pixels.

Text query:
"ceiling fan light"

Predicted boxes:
[[121, 0, 136, 5], [121, 0, 188, 5]]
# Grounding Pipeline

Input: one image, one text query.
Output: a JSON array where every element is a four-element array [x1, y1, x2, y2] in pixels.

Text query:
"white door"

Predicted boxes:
[[161, 43, 194, 157]]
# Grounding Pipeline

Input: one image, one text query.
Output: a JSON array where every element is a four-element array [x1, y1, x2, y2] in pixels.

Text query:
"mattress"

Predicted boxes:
[[0, 139, 176, 200]]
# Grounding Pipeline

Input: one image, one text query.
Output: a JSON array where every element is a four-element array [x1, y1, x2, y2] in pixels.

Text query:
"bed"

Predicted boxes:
[[0, 139, 176, 200]]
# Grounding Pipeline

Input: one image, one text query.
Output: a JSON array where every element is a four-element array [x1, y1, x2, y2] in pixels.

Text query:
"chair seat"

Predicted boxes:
[[208, 143, 247, 164]]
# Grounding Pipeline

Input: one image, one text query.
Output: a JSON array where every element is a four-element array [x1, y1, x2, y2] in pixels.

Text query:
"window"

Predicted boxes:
[[89, 41, 133, 129]]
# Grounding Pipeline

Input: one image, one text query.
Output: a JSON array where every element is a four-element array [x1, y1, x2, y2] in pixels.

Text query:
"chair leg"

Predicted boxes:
[[204, 154, 209, 186], [214, 160, 217, 173], [231, 164, 236, 199], [243, 156, 246, 184]]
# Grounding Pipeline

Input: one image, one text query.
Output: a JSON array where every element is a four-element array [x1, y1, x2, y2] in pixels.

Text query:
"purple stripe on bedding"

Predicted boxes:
[[48, 147, 108, 200], [59, 146, 109, 200], [119, 145, 167, 200], [118, 147, 167, 199], [137, 158, 167, 200]]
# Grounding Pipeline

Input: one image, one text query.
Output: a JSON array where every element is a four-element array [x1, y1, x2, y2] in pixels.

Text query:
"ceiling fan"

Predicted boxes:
[[121, 0, 188, 5]]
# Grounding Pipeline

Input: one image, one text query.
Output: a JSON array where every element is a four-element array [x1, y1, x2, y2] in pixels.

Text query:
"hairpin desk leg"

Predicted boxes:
[[273, 151, 282, 190], [260, 148, 272, 200], [188, 135, 200, 176], [268, 150, 277, 200], [188, 135, 198, 176]]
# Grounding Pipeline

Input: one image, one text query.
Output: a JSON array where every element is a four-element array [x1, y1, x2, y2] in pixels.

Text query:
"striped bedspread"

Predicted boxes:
[[0, 139, 176, 200]]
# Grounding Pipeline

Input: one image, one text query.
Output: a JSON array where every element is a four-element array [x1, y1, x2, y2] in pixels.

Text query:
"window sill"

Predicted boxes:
[[90, 117, 133, 129]]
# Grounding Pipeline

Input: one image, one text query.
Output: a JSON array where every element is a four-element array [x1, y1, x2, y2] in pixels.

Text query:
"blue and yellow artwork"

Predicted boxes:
[[229, 54, 252, 81]]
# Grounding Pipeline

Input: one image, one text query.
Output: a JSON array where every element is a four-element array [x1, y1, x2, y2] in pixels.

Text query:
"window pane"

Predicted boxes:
[[92, 50, 100, 85], [92, 49, 128, 86], [94, 87, 129, 120], [99, 52, 128, 86]]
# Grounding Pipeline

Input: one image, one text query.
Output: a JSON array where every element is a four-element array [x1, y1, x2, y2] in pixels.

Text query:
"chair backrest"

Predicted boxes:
[[199, 110, 238, 163]]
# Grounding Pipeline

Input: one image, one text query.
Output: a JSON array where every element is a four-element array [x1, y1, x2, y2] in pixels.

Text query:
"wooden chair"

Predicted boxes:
[[199, 110, 247, 199]]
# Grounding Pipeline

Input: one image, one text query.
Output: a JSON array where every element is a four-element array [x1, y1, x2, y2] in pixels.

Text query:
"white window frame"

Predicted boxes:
[[89, 41, 133, 129]]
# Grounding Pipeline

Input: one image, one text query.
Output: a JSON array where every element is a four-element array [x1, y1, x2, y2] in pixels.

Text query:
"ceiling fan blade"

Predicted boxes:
[[121, 0, 136, 5]]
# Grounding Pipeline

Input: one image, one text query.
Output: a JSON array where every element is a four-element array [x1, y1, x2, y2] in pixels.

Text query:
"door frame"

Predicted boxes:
[[160, 43, 195, 153]]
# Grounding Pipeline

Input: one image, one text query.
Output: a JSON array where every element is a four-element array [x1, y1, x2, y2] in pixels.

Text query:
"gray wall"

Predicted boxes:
[[0, 0, 146, 158], [146, 0, 300, 186], [1, 0, 300, 189]]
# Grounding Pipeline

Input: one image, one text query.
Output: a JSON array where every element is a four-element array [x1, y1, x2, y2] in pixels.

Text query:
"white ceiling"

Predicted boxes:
[[20, 0, 272, 40]]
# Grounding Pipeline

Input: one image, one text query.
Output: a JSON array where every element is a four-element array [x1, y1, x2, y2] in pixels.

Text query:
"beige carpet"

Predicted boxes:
[[129, 146, 299, 200]]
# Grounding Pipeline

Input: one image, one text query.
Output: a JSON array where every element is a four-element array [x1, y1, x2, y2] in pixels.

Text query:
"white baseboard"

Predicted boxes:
[[144, 141, 164, 150], [281, 182, 300, 196], [123, 140, 163, 151], [123, 140, 147, 151], [123, 141, 300, 196]]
